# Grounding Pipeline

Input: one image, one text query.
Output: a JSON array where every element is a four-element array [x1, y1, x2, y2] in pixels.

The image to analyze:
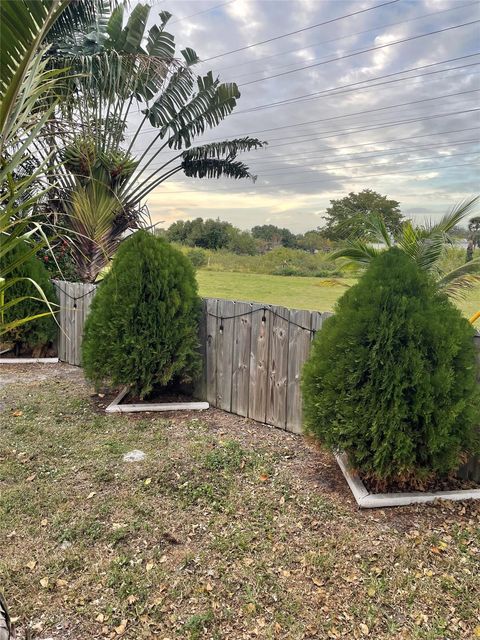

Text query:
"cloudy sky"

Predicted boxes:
[[128, 0, 480, 233]]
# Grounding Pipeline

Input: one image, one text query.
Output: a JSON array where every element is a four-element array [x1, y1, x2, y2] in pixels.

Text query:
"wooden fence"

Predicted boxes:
[[52, 281, 480, 479], [196, 298, 333, 433]]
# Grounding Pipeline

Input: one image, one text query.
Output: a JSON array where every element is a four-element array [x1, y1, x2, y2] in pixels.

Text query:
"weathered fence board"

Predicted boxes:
[[249, 303, 271, 423], [231, 301, 252, 417], [53, 280, 96, 366], [267, 305, 289, 429], [205, 298, 218, 407], [216, 299, 235, 411], [287, 309, 313, 434]]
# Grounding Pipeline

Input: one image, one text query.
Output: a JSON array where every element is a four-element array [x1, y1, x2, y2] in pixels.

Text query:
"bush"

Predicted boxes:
[[82, 231, 201, 399], [186, 248, 207, 268], [302, 248, 480, 485], [0, 241, 57, 354]]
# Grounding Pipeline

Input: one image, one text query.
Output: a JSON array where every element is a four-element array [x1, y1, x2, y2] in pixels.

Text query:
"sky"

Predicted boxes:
[[127, 0, 480, 233]]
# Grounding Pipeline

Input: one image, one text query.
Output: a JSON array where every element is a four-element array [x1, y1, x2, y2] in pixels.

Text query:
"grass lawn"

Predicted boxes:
[[1, 364, 479, 639], [196, 270, 480, 319]]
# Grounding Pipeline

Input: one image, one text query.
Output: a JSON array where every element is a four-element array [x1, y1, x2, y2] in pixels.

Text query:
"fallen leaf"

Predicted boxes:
[[367, 587, 376, 597], [41, 518, 48, 527], [245, 603, 256, 614], [56, 578, 68, 588], [146, 562, 154, 572], [259, 474, 269, 482], [25, 560, 37, 571], [115, 620, 127, 635], [144, 477, 152, 486], [40, 577, 49, 588], [26, 474, 36, 482], [96, 613, 105, 623], [474, 627, 480, 638], [359, 622, 369, 635], [87, 491, 96, 500], [12, 410, 23, 417], [205, 582, 213, 592], [127, 595, 138, 605]]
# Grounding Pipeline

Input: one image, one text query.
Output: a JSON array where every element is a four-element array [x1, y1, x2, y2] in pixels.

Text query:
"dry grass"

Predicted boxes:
[[0, 364, 479, 640]]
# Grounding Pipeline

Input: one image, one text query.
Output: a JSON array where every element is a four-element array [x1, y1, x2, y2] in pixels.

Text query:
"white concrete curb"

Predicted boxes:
[[0, 357, 59, 364], [335, 452, 480, 508], [105, 386, 209, 414]]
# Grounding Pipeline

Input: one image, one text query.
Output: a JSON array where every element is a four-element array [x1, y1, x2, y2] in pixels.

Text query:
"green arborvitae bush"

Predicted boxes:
[[0, 241, 57, 354], [82, 231, 201, 399], [302, 248, 480, 485]]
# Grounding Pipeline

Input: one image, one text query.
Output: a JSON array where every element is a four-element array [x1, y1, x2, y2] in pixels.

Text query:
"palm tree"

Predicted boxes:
[[330, 196, 480, 299], [37, 2, 266, 282]]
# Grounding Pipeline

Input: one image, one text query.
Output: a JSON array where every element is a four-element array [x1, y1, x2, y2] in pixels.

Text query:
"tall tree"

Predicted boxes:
[[37, 2, 265, 282], [322, 189, 403, 240]]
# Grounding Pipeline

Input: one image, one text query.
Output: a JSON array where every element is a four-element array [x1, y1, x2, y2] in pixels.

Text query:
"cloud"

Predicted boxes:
[[130, 0, 479, 232]]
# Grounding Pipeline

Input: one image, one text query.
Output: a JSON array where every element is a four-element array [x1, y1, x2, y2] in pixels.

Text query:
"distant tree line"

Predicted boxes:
[[162, 217, 332, 255], [161, 189, 478, 257]]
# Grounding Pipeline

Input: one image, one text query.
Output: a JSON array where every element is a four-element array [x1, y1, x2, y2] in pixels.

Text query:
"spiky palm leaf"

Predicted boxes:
[[332, 196, 480, 298], [0, 0, 71, 335]]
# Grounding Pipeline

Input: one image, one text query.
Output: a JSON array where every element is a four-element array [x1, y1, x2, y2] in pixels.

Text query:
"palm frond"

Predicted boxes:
[[330, 239, 381, 265]]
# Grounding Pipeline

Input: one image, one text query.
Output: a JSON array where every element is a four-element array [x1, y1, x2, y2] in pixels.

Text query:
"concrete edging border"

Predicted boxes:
[[335, 452, 480, 508], [105, 386, 209, 414]]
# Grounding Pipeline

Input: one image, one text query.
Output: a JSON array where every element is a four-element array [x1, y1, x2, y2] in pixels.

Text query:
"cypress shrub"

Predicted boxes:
[[302, 248, 480, 485], [0, 241, 57, 354], [82, 231, 201, 399]]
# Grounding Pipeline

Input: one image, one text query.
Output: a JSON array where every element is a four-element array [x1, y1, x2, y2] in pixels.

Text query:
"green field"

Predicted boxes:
[[196, 270, 480, 319]]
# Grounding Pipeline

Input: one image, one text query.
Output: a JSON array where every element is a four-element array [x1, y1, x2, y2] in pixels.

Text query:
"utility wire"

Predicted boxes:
[[127, 58, 479, 134], [250, 150, 480, 178], [233, 55, 480, 114], [248, 140, 479, 172], [140, 127, 480, 176], [169, 0, 234, 25], [242, 126, 480, 161], [239, 20, 480, 86], [265, 108, 480, 149], [208, 1, 478, 74], [204, 88, 480, 140], [201, 0, 400, 62], [158, 161, 479, 194]]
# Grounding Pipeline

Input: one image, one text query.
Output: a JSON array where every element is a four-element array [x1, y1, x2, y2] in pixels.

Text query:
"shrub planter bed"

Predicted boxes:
[[106, 386, 209, 414], [335, 453, 480, 508]]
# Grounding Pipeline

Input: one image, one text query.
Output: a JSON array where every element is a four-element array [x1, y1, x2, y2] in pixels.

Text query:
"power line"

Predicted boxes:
[[265, 108, 480, 149], [247, 140, 479, 171], [208, 1, 478, 74], [201, 0, 400, 62], [207, 88, 480, 139], [233, 55, 480, 115], [239, 20, 480, 86], [142, 127, 480, 172], [169, 0, 235, 25], [128, 65, 480, 139], [151, 161, 479, 194], [252, 150, 480, 178], [126, 52, 480, 130], [242, 126, 480, 162]]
